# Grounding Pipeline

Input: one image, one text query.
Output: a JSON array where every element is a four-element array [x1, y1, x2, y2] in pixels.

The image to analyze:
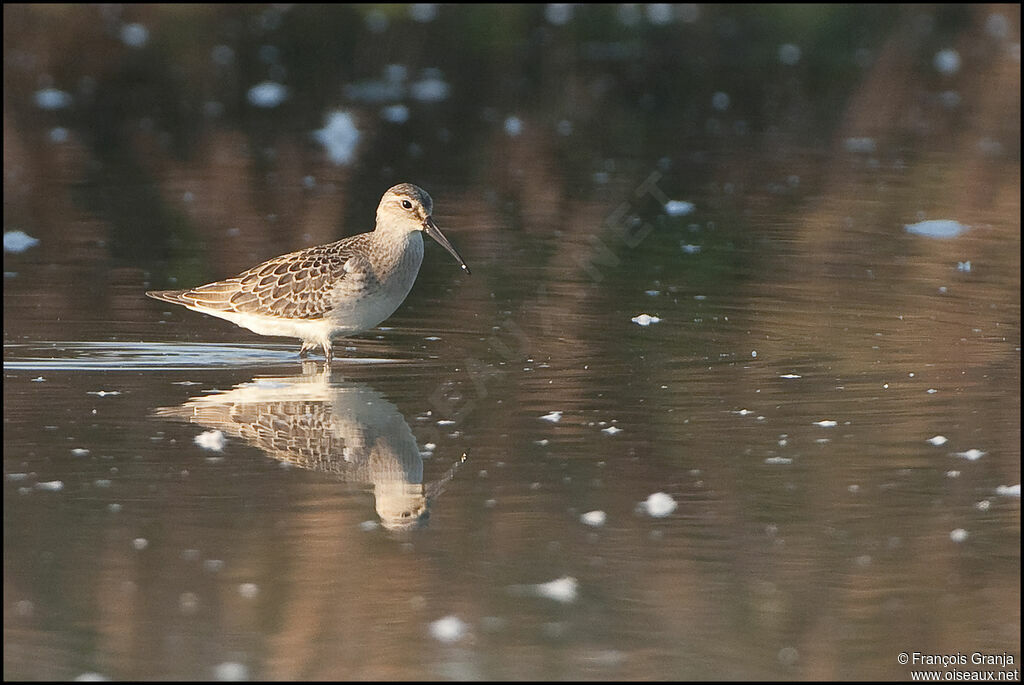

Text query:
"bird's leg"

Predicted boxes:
[[323, 341, 333, 365], [299, 341, 315, 358]]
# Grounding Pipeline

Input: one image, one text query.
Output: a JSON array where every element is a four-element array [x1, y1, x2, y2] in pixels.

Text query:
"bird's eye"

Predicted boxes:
[[401, 200, 413, 210]]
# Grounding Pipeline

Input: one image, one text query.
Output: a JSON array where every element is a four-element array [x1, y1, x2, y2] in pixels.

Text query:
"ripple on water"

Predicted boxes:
[[1, 341, 406, 371]]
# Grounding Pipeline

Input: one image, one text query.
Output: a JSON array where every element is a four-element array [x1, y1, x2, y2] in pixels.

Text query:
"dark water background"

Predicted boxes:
[[4, 4, 1020, 680]]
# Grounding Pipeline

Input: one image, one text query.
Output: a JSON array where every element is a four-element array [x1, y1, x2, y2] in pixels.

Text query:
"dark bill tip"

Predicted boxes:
[[425, 217, 470, 275]]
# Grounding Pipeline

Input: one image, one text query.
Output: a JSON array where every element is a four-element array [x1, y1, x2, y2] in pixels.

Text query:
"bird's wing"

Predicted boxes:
[[157, 236, 376, 320]]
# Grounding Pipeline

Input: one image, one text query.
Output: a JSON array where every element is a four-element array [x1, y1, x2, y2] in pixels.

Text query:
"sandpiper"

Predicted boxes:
[[147, 183, 469, 363]]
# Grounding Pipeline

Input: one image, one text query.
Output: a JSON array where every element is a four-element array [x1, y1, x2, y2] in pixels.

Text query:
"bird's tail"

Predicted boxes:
[[146, 290, 190, 304]]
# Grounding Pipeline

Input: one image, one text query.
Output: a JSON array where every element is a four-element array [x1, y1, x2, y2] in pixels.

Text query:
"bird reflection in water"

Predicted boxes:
[[154, 364, 466, 530]]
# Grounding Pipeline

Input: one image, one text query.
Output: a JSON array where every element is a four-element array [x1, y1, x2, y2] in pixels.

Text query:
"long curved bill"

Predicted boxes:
[[424, 216, 471, 275]]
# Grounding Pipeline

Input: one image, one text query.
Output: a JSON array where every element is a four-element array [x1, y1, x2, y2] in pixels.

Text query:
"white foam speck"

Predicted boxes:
[[409, 4, 438, 22], [364, 9, 388, 32], [765, 457, 793, 465], [211, 44, 234, 66], [34, 88, 72, 110], [580, 510, 606, 527], [238, 583, 259, 599], [72, 448, 90, 456], [632, 314, 661, 326], [195, 430, 226, 452], [665, 200, 695, 216], [540, 411, 562, 423], [601, 426, 622, 435], [844, 137, 876, 153], [410, 73, 449, 102], [504, 116, 523, 137], [120, 23, 149, 47], [813, 420, 838, 428], [955, 449, 986, 461], [927, 435, 948, 446], [949, 528, 968, 543], [680, 243, 702, 254], [437, 419, 456, 426], [933, 48, 961, 75], [214, 662, 249, 682], [429, 615, 468, 643], [35, 480, 64, 491], [314, 110, 360, 165], [4, 230, 40, 253], [639, 492, 677, 518], [133, 537, 148, 550], [87, 390, 121, 397], [780, 373, 801, 379], [534, 576, 578, 603], [905, 219, 968, 239], [359, 520, 380, 532], [74, 673, 111, 682], [545, 4, 573, 25], [646, 3, 674, 25], [995, 484, 1020, 497], [381, 103, 409, 124], [778, 43, 801, 65], [246, 81, 288, 108]]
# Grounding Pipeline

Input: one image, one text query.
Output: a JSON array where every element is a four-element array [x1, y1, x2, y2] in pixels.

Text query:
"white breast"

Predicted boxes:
[[328, 231, 424, 335]]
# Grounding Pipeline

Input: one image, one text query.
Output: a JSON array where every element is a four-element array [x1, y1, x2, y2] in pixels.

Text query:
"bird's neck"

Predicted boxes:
[[369, 227, 423, 271]]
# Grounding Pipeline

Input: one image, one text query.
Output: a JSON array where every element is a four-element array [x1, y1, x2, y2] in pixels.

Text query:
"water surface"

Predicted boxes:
[[4, 4, 1020, 681]]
